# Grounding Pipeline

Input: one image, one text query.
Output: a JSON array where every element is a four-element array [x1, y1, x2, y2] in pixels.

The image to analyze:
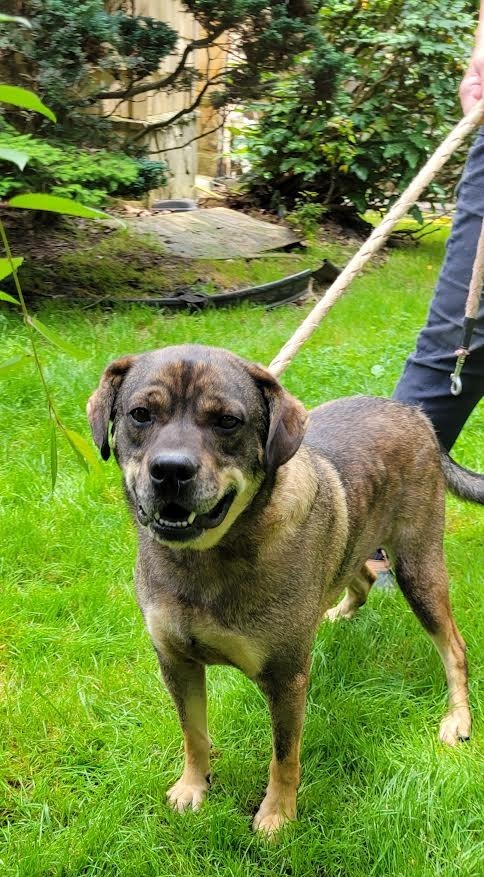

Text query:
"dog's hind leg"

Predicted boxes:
[[324, 564, 376, 622], [394, 550, 471, 746]]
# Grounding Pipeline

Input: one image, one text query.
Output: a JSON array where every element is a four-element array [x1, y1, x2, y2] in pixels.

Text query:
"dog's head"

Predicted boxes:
[[87, 345, 307, 549]]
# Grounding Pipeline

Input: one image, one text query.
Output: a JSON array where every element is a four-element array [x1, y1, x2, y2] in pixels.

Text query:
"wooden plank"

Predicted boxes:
[[131, 207, 301, 258]]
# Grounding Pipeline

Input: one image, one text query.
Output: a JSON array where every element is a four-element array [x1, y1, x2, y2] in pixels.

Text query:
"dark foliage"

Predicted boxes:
[[243, 0, 476, 221], [0, 1, 322, 143], [0, 1, 322, 203]]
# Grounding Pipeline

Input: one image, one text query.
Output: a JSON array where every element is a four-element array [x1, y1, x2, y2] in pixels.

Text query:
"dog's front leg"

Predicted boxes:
[[254, 664, 309, 835], [158, 655, 211, 812]]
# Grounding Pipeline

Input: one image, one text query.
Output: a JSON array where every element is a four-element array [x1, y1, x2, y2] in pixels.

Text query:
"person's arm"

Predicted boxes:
[[460, 1, 484, 114]]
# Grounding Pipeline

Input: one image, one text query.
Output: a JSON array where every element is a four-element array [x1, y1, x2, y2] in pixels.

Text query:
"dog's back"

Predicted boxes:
[[305, 395, 439, 478], [305, 394, 484, 505]]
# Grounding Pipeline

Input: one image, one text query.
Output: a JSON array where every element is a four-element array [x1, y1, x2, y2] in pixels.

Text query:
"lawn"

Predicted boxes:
[[0, 226, 483, 877]]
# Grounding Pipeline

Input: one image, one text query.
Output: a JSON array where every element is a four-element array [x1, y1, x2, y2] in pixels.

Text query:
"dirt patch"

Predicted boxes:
[[1, 215, 215, 305], [0, 213, 353, 308]]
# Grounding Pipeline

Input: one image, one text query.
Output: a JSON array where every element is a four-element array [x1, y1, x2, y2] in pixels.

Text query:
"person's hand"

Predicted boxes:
[[460, 49, 484, 114]]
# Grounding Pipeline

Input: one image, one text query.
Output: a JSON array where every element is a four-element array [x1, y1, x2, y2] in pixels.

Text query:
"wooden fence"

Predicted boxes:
[[103, 1, 226, 199]]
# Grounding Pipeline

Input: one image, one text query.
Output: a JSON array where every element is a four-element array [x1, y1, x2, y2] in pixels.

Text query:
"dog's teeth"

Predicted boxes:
[[187, 511, 196, 524], [156, 516, 192, 529]]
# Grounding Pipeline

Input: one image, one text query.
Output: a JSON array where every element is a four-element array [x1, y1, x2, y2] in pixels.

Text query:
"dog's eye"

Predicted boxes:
[[130, 407, 152, 424], [215, 414, 242, 433]]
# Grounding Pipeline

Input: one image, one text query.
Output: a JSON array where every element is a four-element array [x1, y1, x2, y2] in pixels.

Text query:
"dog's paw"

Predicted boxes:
[[439, 708, 471, 746], [252, 794, 295, 837], [324, 604, 356, 622], [166, 773, 209, 812]]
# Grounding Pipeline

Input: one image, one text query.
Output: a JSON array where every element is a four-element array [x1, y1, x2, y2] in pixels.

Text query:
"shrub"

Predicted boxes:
[[0, 125, 166, 205], [0, 0, 178, 144], [0, 1, 324, 204], [242, 0, 476, 221]]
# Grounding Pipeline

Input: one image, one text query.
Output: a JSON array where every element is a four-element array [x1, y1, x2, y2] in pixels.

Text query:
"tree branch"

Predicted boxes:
[[148, 118, 225, 154], [349, 62, 398, 112], [80, 25, 227, 106], [129, 74, 225, 143]]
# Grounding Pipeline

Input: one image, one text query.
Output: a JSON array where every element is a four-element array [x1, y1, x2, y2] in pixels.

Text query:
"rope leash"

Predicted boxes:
[[450, 216, 484, 395], [268, 99, 484, 380]]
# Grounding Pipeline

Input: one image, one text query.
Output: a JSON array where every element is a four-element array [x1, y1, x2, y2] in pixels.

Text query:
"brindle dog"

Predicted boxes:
[[87, 344, 483, 834]]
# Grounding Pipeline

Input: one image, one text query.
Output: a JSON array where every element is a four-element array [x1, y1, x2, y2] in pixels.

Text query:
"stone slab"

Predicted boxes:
[[131, 207, 301, 259]]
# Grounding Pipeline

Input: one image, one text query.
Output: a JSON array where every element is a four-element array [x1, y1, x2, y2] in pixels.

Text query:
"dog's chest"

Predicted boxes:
[[144, 602, 265, 678]]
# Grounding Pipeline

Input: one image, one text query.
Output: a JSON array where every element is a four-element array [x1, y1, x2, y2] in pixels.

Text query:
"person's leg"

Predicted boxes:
[[393, 130, 484, 450], [366, 547, 394, 586], [371, 133, 484, 583]]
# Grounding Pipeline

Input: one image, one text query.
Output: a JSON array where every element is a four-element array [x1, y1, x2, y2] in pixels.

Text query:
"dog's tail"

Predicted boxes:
[[441, 450, 484, 504]]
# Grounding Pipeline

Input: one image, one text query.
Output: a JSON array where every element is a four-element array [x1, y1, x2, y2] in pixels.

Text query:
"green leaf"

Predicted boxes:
[[64, 430, 89, 472], [406, 147, 420, 170], [409, 204, 424, 225], [353, 164, 369, 181], [27, 316, 88, 360], [50, 417, 58, 492], [64, 428, 102, 474], [8, 193, 109, 220], [0, 353, 32, 378], [0, 14, 31, 27], [0, 289, 20, 305], [0, 147, 30, 170], [0, 85, 55, 122], [0, 257, 23, 281]]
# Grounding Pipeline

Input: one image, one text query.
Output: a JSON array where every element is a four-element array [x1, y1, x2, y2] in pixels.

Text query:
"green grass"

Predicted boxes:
[[0, 225, 483, 876]]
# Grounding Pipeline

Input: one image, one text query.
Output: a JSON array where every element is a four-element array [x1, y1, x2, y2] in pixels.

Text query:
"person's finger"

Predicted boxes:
[[460, 49, 484, 114], [460, 68, 483, 114]]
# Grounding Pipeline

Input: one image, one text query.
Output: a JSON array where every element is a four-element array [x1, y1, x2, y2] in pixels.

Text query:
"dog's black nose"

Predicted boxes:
[[149, 453, 199, 487]]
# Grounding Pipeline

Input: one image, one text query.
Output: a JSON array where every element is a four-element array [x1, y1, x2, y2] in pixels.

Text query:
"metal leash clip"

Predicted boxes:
[[450, 349, 468, 396]]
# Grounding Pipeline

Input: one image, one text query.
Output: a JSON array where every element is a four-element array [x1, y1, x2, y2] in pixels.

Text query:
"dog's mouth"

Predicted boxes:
[[137, 489, 237, 543]]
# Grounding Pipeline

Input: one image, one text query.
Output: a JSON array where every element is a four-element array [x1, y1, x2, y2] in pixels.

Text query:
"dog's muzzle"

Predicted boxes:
[[137, 488, 237, 543]]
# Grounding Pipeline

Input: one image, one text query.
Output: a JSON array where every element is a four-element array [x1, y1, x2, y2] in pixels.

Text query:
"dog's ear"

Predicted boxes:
[[87, 355, 137, 460], [246, 363, 308, 470]]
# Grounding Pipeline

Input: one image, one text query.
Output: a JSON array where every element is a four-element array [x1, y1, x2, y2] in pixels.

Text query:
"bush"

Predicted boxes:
[[0, 1, 323, 205], [0, 125, 166, 205], [0, 1, 174, 203], [0, 0, 178, 144], [242, 0, 476, 221]]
